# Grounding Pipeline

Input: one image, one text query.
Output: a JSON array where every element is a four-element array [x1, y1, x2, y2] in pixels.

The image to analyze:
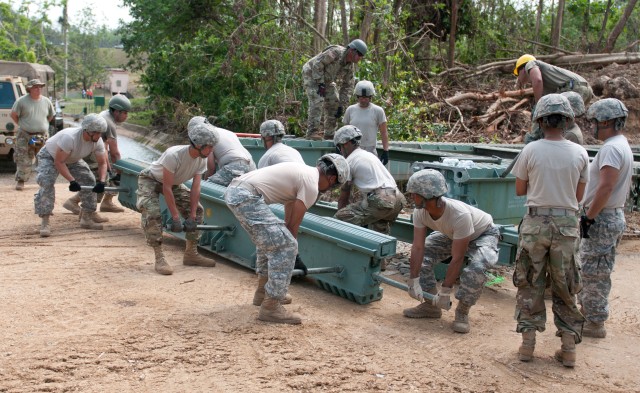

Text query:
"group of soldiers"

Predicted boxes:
[[10, 45, 634, 368]]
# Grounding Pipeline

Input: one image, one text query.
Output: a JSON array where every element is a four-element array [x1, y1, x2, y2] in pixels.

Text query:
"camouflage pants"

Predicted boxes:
[[419, 225, 500, 306], [334, 188, 406, 234], [15, 130, 45, 182], [224, 185, 297, 300], [34, 149, 97, 216], [578, 210, 625, 323], [304, 78, 340, 139], [208, 159, 256, 187], [136, 173, 203, 247], [513, 215, 584, 341], [84, 152, 117, 203]]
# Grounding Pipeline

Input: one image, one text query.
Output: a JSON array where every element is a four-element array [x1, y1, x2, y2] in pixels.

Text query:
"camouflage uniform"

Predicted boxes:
[[34, 149, 97, 215], [136, 170, 203, 246], [302, 45, 355, 139], [208, 160, 256, 187], [418, 225, 500, 306], [84, 111, 119, 202], [15, 131, 47, 182], [335, 188, 405, 234], [513, 214, 584, 340], [578, 210, 625, 323], [224, 185, 297, 300]]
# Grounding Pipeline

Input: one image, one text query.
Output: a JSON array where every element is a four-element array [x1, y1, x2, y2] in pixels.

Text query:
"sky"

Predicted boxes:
[[28, 0, 133, 30]]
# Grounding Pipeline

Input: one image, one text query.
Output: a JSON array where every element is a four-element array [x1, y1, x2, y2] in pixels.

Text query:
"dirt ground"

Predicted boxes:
[[0, 169, 639, 392]]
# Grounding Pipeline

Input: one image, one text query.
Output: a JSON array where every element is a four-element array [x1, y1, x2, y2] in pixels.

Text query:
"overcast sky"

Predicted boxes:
[[47, 0, 133, 30]]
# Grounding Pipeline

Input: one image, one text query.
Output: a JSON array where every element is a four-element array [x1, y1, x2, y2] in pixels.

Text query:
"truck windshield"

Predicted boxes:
[[0, 82, 16, 109]]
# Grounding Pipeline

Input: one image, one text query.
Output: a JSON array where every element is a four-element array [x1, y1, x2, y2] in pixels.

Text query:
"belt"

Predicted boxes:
[[20, 130, 46, 136], [561, 80, 589, 90], [527, 207, 576, 216], [587, 207, 623, 214]]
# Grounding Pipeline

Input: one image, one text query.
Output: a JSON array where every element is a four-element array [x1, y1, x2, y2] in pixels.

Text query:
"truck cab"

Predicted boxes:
[[0, 76, 26, 161]]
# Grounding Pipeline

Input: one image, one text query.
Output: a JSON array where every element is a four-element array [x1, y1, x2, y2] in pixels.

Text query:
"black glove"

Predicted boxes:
[[111, 173, 121, 186], [69, 180, 81, 192], [92, 181, 106, 194], [379, 150, 389, 165], [334, 106, 343, 118], [580, 215, 595, 239], [317, 83, 326, 97], [294, 254, 308, 276], [168, 217, 183, 233], [184, 217, 198, 232]]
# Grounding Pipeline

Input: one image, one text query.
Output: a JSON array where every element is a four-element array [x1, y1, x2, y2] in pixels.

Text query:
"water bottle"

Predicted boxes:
[[29, 136, 37, 145]]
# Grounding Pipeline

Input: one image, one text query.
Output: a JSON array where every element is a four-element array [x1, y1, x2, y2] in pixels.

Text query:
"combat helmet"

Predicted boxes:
[[333, 125, 362, 145], [187, 116, 209, 131], [82, 113, 108, 133], [407, 169, 448, 200], [317, 153, 351, 185], [259, 120, 286, 137], [109, 94, 132, 111], [532, 94, 574, 122], [188, 122, 219, 147], [348, 39, 368, 56], [355, 80, 376, 97], [587, 98, 628, 132], [561, 91, 586, 117]]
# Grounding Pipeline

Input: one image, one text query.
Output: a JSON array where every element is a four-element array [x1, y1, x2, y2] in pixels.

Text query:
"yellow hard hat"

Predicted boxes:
[[514, 54, 536, 76]]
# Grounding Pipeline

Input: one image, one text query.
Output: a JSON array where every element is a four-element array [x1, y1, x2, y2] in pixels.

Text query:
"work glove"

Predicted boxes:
[[379, 150, 389, 165], [317, 83, 326, 97], [580, 215, 595, 239], [69, 180, 81, 192], [184, 217, 198, 232], [432, 287, 453, 310], [168, 217, 183, 233], [111, 173, 121, 186], [407, 277, 424, 302], [334, 106, 343, 118], [294, 254, 308, 275], [92, 181, 106, 194]]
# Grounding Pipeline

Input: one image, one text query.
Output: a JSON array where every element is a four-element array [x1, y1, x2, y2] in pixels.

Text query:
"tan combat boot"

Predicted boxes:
[[183, 240, 216, 267], [252, 275, 292, 306], [79, 210, 104, 230], [79, 210, 109, 223], [63, 194, 81, 215], [452, 301, 471, 333], [583, 321, 606, 338], [153, 246, 173, 275], [15, 180, 25, 191], [99, 194, 125, 213], [258, 296, 301, 325], [403, 289, 442, 318], [518, 330, 536, 362], [40, 215, 51, 238], [554, 332, 577, 368]]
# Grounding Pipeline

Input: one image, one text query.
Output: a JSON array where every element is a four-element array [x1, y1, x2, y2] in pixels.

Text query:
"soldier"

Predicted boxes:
[[10, 79, 55, 191], [136, 122, 219, 275], [511, 94, 589, 368], [302, 39, 367, 140], [333, 125, 405, 235], [579, 98, 633, 339], [402, 169, 500, 334], [63, 94, 131, 215], [561, 91, 586, 145], [257, 120, 304, 169], [343, 80, 389, 164], [34, 114, 110, 237], [224, 154, 350, 324]]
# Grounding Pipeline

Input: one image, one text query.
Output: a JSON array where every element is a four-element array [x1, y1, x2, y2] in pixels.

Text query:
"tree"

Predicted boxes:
[[603, 0, 639, 52], [551, 0, 566, 48]]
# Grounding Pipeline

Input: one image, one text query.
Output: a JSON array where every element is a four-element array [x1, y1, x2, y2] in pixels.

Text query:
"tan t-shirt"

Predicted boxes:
[[413, 198, 493, 240], [257, 143, 304, 169], [212, 127, 252, 167], [582, 135, 633, 209], [45, 127, 106, 164], [147, 145, 207, 185], [11, 94, 55, 134], [232, 163, 319, 208], [343, 103, 387, 149]]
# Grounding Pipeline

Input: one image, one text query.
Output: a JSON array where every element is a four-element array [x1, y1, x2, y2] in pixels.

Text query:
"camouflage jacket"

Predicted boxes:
[[303, 45, 355, 108]]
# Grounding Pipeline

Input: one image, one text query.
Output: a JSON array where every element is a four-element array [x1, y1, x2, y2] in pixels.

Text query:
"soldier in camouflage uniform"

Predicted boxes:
[[511, 94, 590, 368], [333, 125, 405, 235], [34, 114, 110, 237], [402, 169, 500, 334], [224, 154, 350, 325], [257, 120, 304, 168], [578, 98, 633, 339], [561, 91, 586, 145], [136, 122, 219, 275], [302, 39, 367, 140]]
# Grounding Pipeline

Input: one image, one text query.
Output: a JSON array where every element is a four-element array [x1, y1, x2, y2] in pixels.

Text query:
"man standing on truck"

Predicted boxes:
[[11, 79, 55, 191]]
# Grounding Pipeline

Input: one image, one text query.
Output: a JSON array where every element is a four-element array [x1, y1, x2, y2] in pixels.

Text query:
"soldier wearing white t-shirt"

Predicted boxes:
[[257, 120, 304, 169], [333, 125, 405, 235], [224, 154, 350, 325], [402, 169, 500, 334], [343, 80, 389, 164]]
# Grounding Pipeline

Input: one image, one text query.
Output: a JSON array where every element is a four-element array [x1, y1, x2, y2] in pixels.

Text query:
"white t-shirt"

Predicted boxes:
[[347, 148, 396, 193], [512, 138, 589, 211], [147, 145, 207, 185], [343, 103, 387, 149], [413, 198, 493, 240], [212, 127, 252, 167], [257, 143, 304, 169], [582, 134, 634, 209], [232, 163, 319, 208], [45, 127, 105, 164]]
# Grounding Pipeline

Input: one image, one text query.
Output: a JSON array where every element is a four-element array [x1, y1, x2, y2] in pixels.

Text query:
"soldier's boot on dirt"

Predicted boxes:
[[63, 194, 81, 215], [582, 321, 606, 338], [15, 180, 24, 191], [452, 301, 471, 333], [258, 296, 301, 325], [79, 210, 104, 230], [99, 194, 125, 213], [403, 289, 442, 318], [40, 215, 51, 238], [79, 210, 109, 223], [183, 240, 216, 267], [153, 246, 173, 275], [305, 126, 324, 141], [518, 330, 536, 362], [252, 276, 292, 306], [554, 332, 577, 368]]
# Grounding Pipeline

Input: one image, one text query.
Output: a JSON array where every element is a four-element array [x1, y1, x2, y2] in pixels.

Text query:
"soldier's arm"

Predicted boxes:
[[162, 167, 181, 220], [285, 199, 307, 239], [515, 177, 528, 196], [409, 226, 428, 278], [337, 182, 351, 209], [444, 235, 472, 288], [528, 67, 544, 102], [189, 174, 202, 220]]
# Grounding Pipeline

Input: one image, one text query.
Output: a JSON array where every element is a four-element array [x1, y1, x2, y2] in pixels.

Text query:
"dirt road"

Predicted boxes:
[[0, 171, 639, 392]]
